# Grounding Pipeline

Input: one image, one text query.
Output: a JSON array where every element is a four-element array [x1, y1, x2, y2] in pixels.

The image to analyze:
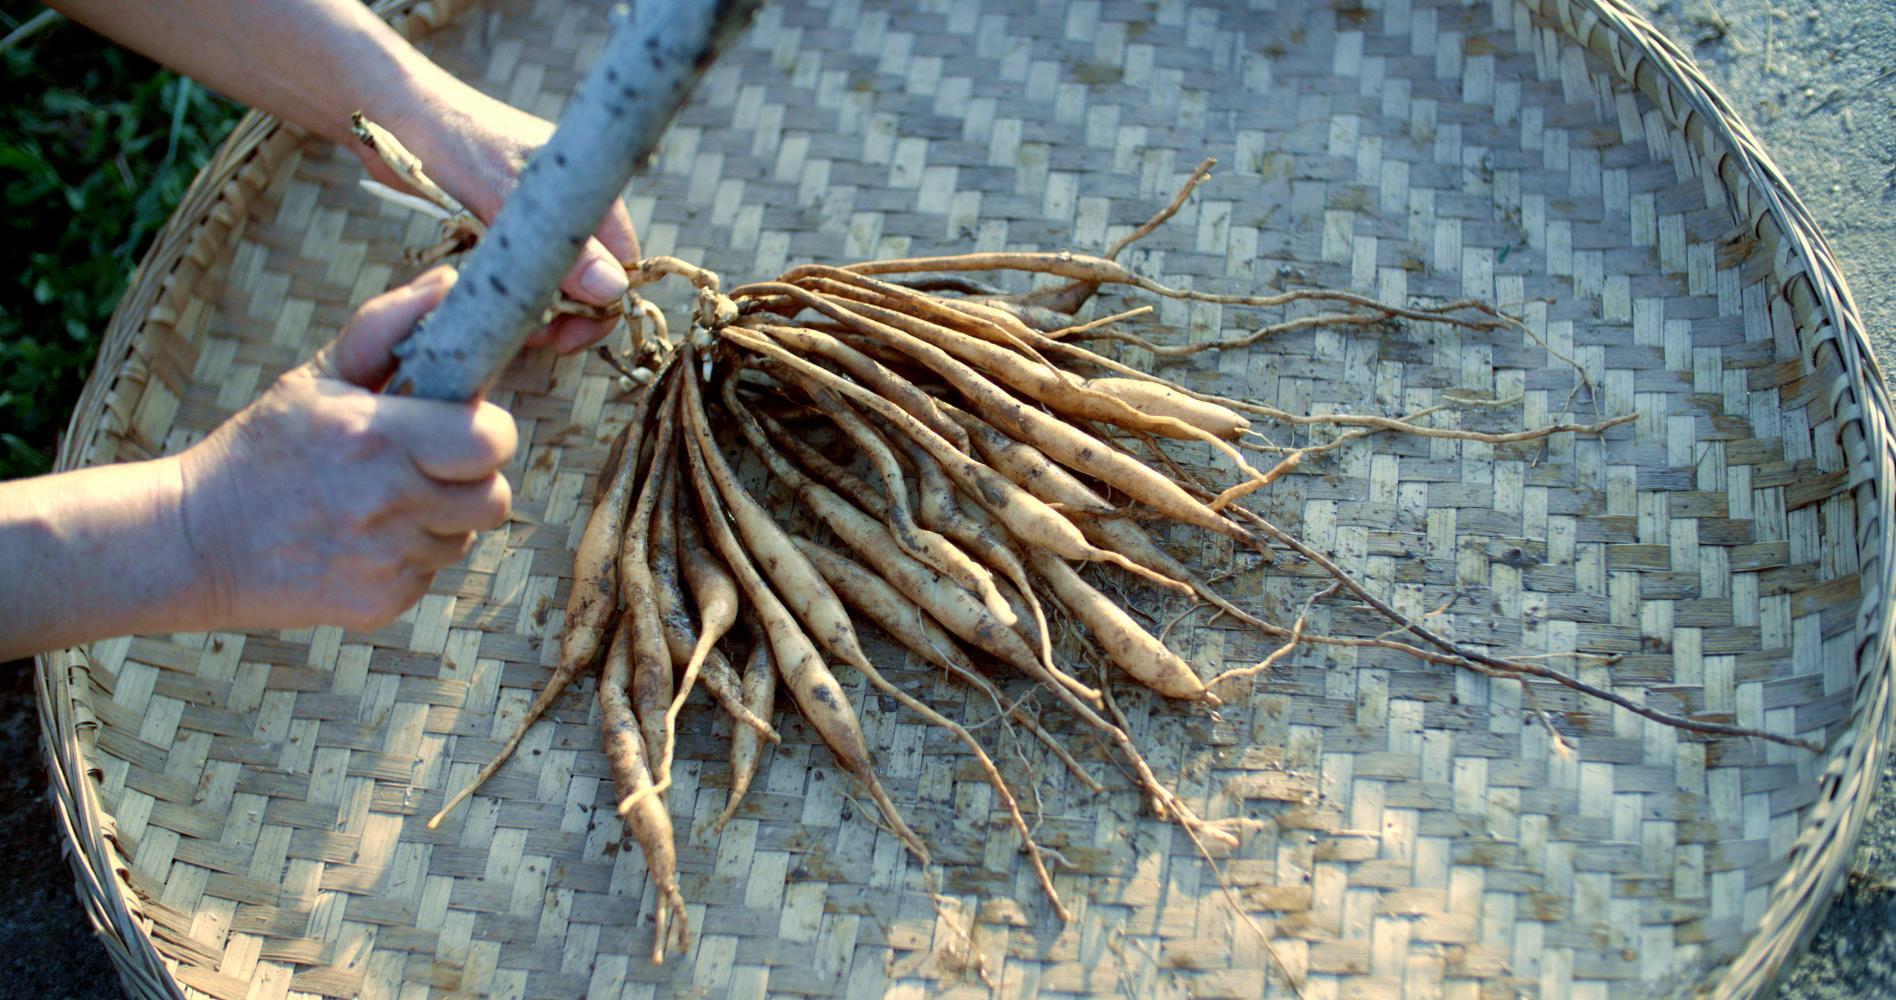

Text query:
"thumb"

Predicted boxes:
[[315, 266, 459, 389]]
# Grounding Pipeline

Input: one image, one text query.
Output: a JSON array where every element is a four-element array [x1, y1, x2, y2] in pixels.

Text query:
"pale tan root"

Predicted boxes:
[[686, 366, 1067, 918], [623, 461, 720, 813], [731, 292, 971, 448], [720, 326, 1136, 570], [1084, 377, 1249, 439], [758, 333, 1190, 597], [736, 358, 1256, 934], [800, 382, 1014, 626], [693, 646, 779, 742], [676, 352, 930, 861], [869, 407, 1070, 697], [627, 254, 722, 291], [791, 535, 1103, 795], [1048, 305, 1153, 339], [1029, 547, 1215, 703], [715, 637, 777, 832], [618, 376, 685, 775], [783, 276, 1273, 531], [599, 618, 688, 964], [721, 384, 1075, 694], [427, 375, 661, 830], [676, 512, 770, 740]]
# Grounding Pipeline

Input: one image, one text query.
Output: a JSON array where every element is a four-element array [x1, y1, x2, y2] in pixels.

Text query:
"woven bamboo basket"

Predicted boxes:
[[37, 0, 1894, 996]]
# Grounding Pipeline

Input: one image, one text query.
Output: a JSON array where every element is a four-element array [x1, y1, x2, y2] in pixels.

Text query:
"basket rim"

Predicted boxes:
[[35, 0, 1896, 996], [1542, 1, 1896, 993]]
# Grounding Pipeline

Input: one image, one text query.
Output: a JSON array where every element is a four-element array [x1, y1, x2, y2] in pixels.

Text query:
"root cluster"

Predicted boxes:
[[405, 158, 1814, 986]]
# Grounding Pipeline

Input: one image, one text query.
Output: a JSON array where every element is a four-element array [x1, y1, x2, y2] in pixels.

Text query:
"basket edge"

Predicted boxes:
[[1520, 1, 1896, 995]]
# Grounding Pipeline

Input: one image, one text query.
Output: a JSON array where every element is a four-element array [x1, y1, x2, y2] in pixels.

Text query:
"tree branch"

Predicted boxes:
[[386, 0, 760, 401]]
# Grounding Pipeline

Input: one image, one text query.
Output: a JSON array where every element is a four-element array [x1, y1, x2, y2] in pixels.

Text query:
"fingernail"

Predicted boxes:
[[579, 256, 627, 303], [421, 265, 458, 294]]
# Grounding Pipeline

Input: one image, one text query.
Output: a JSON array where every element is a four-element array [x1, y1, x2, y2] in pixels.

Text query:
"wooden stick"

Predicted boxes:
[[387, 0, 760, 400]]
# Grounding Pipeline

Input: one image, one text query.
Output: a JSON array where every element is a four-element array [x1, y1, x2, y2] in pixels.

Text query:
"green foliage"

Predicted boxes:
[[0, 7, 240, 479]]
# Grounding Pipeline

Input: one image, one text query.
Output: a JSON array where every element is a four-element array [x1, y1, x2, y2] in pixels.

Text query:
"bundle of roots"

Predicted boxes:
[[387, 156, 1812, 982]]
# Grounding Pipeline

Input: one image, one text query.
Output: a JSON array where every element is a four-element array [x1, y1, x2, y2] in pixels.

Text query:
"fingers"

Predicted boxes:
[[414, 475, 513, 536], [317, 266, 458, 389], [595, 199, 641, 264], [376, 396, 514, 531], [548, 314, 620, 355], [523, 324, 557, 350], [410, 530, 479, 573], [560, 235, 629, 309], [550, 200, 640, 354], [359, 571, 435, 633], [373, 396, 518, 482]]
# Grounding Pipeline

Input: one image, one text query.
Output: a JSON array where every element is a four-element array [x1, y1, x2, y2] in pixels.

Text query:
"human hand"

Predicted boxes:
[[362, 82, 642, 354], [176, 267, 518, 633]]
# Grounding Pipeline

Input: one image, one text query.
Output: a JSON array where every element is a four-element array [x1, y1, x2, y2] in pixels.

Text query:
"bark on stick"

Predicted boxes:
[[387, 0, 759, 400]]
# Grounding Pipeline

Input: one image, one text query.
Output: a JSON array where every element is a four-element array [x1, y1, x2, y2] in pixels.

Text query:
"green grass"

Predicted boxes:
[[0, 5, 241, 479]]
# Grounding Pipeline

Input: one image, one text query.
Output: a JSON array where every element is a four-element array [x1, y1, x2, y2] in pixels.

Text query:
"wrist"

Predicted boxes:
[[356, 71, 542, 225], [362, 54, 455, 137], [0, 456, 219, 658], [359, 60, 483, 161], [172, 442, 239, 633], [101, 454, 227, 637]]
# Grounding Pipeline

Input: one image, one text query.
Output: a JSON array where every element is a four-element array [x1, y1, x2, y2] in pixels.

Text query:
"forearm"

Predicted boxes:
[[0, 459, 216, 660], [44, 0, 475, 144]]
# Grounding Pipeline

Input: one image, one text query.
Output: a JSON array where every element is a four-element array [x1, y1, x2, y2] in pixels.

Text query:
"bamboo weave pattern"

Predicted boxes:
[[39, 0, 1887, 996]]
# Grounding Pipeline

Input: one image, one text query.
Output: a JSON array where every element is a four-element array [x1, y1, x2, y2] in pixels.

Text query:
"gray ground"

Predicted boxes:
[[0, 661, 119, 997], [2, 1, 1893, 997]]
